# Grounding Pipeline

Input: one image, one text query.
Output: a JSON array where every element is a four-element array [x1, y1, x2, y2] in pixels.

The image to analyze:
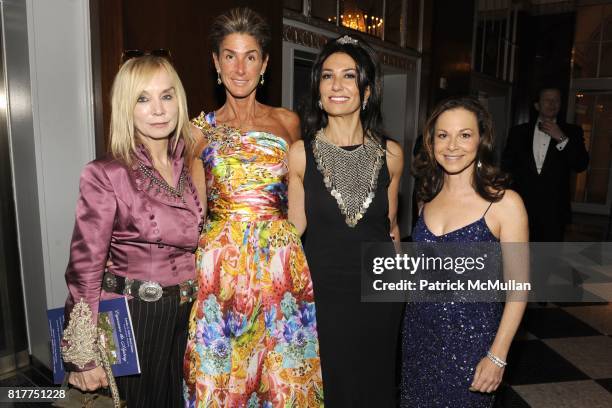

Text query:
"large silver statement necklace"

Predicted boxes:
[[312, 129, 385, 227]]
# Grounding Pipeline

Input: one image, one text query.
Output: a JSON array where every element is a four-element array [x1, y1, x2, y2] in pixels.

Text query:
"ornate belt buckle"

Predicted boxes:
[[138, 281, 163, 302]]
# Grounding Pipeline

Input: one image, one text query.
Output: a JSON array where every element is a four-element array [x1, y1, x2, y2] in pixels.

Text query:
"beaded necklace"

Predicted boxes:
[[137, 161, 187, 203]]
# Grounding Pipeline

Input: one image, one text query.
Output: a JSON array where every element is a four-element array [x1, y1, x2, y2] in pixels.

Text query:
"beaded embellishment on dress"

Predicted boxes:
[[135, 162, 187, 203], [312, 129, 385, 227]]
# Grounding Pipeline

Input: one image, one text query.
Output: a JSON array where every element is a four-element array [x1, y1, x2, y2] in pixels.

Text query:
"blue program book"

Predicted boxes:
[[47, 297, 141, 384]]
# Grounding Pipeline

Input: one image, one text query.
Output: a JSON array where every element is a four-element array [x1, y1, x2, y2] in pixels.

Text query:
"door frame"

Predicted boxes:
[[567, 78, 612, 215]]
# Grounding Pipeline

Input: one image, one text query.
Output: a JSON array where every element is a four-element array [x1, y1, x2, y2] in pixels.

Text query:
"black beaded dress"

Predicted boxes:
[[303, 138, 404, 408]]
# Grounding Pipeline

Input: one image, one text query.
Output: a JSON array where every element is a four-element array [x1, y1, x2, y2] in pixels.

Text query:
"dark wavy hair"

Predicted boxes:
[[209, 7, 271, 57], [301, 35, 384, 142], [413, 96, 509, 203]]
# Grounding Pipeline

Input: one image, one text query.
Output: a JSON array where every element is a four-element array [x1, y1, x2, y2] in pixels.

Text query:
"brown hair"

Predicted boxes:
[[412, 96, 509, 203], [209, 7, 271, 57]]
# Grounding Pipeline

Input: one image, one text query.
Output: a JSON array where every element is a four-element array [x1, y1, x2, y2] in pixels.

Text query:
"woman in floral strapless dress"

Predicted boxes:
[[183, 8, 323, 408]]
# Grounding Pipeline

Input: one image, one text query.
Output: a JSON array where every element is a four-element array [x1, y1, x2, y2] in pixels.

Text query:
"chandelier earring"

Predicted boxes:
[[216, 72, 222, 85]]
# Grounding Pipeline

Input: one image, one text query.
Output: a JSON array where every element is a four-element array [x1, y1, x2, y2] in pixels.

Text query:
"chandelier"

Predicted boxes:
[[327, 12, 384, 38]]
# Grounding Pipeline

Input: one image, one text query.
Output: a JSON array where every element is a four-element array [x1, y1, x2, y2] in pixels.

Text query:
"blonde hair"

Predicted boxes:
[[109, 56, 193, 164]]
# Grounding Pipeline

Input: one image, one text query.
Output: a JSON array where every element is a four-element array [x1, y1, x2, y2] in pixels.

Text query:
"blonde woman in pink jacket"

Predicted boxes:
[[61, 54, 204, 407]]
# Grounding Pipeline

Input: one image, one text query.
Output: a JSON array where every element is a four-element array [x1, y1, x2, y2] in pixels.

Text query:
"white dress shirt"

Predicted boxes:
[[533, 118, 568, 174]]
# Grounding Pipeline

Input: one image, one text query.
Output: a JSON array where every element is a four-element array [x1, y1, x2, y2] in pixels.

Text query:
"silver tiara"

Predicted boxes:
[[336, 35, 358, 45]]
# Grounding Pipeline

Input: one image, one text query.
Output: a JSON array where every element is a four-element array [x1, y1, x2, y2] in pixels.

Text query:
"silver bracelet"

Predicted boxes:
[[486, 351, 507, 368]]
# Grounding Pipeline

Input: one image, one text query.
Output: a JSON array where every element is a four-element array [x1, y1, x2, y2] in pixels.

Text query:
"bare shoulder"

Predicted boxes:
[[498, 189, 524, 210], [271, 106, 299, 124], [491, 189, 528, 241], [493, 189, 527, 222], [385, 138, 403, 156], [288, 139, 305, 159], [385, 138, 404, 174], [271, 107, 300, 142], [288, 139, 306, 176]]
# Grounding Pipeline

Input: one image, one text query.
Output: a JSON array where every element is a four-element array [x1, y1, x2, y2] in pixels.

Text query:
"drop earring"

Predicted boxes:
[[260, 74, 265, 86], [318, 100, 323, 110], [477, 160, 482, 169], [217, 72, 222, 85], [362, 99, 368, 111]]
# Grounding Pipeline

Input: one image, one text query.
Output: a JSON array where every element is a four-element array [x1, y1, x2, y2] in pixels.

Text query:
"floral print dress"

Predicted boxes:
[[183, 112, 324, 408]]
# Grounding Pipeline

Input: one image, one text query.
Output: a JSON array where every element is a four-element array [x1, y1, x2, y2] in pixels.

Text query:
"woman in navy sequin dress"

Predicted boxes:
[[402, 97, 528, 407]]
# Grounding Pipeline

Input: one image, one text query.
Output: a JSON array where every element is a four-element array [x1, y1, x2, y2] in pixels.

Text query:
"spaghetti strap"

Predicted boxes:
[[482, 202, 493, 217]]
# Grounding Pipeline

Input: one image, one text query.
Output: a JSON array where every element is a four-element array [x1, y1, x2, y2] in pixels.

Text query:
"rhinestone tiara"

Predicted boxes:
[[336, 35, 358, 45]]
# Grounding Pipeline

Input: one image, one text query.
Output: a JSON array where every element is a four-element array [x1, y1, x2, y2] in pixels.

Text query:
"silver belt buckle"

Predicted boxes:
[[138, 281, 163, 302]]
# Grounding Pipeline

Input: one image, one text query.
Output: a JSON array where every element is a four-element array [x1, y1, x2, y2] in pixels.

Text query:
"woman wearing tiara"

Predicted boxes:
[[289, 35, 405, 407], [183, 8, 324, 407]]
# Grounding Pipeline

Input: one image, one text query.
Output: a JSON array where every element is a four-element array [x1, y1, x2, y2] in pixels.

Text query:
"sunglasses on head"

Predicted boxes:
[[121, 49, 172, 63]]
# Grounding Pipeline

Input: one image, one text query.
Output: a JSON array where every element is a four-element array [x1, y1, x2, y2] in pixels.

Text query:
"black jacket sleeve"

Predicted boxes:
[[561, 124, 589, 173]]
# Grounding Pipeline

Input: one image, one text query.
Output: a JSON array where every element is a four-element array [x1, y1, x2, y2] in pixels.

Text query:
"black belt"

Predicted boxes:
[[102, 271, 198, 304]]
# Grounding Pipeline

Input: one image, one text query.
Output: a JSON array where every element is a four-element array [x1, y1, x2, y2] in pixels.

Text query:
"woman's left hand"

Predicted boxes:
[[469, 357, 504, 393]]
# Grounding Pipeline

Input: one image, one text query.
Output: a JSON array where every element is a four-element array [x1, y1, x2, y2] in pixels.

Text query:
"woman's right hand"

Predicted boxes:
[[68, 367, 108, 391]]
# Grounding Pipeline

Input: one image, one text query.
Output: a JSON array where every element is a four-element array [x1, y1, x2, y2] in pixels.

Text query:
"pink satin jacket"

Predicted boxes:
[[63, 141, 203, 371]]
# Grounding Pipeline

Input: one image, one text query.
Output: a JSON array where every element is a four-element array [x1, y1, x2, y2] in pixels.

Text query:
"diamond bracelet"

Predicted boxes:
[[486, 351, 507, 368]]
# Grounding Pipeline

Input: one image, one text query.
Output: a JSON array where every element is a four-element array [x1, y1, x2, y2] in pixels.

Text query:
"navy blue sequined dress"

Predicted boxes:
[[401, 207, 503, 408]]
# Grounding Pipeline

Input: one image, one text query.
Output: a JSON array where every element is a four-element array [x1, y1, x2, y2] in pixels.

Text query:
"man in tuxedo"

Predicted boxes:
[[503, 87, 589, 241]]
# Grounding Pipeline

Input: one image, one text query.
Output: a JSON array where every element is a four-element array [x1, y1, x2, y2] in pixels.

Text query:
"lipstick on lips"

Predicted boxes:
[[328, 96, 350, 103], [232, 78, 249, 86]]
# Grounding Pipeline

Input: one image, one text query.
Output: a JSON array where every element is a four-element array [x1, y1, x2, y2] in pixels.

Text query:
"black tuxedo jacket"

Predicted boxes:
[[502, 121, 589, 232]]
